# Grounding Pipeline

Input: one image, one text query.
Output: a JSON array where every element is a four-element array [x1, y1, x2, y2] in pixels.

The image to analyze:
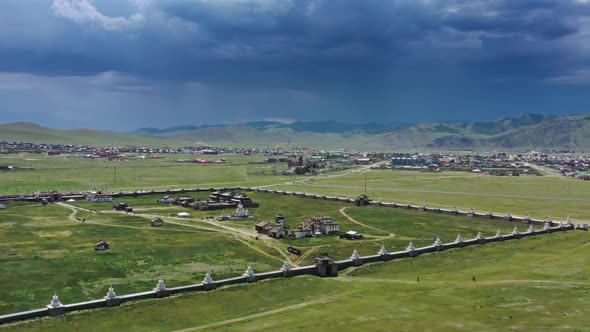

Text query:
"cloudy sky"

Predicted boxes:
[[1, 0, 590, 131]]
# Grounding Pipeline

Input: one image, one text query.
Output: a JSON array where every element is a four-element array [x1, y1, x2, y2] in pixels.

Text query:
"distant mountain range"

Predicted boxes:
[[2, 113, 590, 151], [133, 120, 410, 136], [132, 113, 590, 151]]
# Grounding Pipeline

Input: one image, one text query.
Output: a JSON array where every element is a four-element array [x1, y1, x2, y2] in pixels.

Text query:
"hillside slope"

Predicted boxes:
[[0, 122, 179, 147], [3, 113, 590, 150]]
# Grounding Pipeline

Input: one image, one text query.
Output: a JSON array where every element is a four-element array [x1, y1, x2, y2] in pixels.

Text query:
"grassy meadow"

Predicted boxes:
[[1, 153, 589, 331], [0, 192, 519, 315], [274, 169, 590, 221], [0, 153, 295, 194], [2, 231, 589, 332]]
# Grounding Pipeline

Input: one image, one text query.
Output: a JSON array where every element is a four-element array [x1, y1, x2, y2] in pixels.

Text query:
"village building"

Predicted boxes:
[[177, 212, 190, 218], [151, 217, 164, 227], [303, 216, 339, 235], [86, 193, 113, 202], [291, 216, 339, 239], [294, 228, 312, 239], [156, 195, 176, 204], [176, 197, 195, 207], [196, 191, 259, 211], [255, 221, 273, 233], [94, 240, 110, 251], [268, 226, 288, 239]]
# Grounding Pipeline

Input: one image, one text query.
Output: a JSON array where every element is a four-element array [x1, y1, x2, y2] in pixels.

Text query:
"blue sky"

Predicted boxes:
[[1, 0, 590, 131]]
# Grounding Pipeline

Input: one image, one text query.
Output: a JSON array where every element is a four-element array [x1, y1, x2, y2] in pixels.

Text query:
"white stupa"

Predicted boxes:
[[527, 224, 535, 233], [452, 206, 458, 213], [524, 213, 531, 221], [455, 234, 463, 243], [351, 248, 360, 260], [231, 204, 251, 219], [506, 212, 512, 219], [433, 236, 442, 247], [405, 201, 411, 208], [476, 231, 484, 240], [244, 265, 255, 278], [281, 261, 290, 272], [469, 208, 475, 215], [406, 242, 415, 251], [154, 279, 167, 292], [487, 209, 493, 217], [543, 222, 550, 230], [105, 286, 117, 300], [378, 244, 388, 255], [546, 216, 553, 223], [565, 216, 573, 226], [512, 226, 520, 235], [495, 230, 502, 238], [48, 293, 63, 308], [203, 272, 214, 284]]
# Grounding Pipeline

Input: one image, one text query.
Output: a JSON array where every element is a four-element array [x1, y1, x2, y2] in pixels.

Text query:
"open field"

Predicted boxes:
[[274, 169, 590, 221], [1, 153, 589, 330], [2, 153, 589, 220], [0, 192, 519, 315], [2, 231, 589, 331], [0, 153, 296, 194]]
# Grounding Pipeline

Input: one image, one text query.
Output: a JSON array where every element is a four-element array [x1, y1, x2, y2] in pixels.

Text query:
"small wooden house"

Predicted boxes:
[[151, 217, 164, 227], [94, 240, 110, 251], [255, 221, 272, 233], [268, 226, 288, 239]]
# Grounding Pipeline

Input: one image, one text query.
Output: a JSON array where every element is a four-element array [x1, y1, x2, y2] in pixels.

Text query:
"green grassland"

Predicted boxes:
[[3, 153, 589, 222], [274, 169, 590, 221], [0, 153, 295, 194], [0, 192, 519, 316], [2, 231, 589, 332], [1, 153, 589, 331]]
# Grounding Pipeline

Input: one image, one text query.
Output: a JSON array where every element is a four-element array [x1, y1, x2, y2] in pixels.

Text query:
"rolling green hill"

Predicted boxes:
[[0, 122, 180, 147]]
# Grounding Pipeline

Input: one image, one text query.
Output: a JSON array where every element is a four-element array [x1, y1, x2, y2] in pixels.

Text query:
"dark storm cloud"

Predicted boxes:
[[1, 0, 590, 130]]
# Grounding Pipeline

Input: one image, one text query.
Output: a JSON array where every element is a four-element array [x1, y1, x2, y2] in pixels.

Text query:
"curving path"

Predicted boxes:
[[172, 295, 343, 332], [339, 207, 391, 235]]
